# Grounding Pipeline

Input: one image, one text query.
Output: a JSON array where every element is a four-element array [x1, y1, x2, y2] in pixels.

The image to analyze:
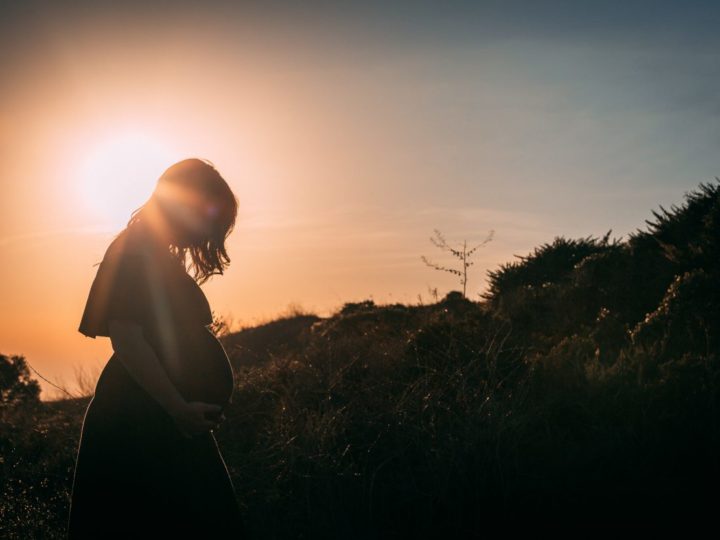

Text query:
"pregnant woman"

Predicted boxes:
[[66, 158, 246, 538]]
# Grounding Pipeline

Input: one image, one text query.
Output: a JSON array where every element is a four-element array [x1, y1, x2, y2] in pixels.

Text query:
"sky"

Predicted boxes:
[[1, 0, 719, 399]]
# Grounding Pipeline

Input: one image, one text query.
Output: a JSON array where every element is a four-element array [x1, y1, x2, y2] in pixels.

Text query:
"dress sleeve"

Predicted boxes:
[[78, 248, 153, 339]]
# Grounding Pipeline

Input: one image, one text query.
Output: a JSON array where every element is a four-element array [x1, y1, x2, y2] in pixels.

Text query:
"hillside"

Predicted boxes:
[[2, 179, 720, 537]]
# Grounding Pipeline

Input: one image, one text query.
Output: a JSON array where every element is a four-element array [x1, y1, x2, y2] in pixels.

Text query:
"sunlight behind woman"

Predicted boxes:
[[75, 130, 177, 228]]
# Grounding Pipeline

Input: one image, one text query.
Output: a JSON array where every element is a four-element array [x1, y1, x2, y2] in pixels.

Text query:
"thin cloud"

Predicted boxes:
[[0, 226, 116, 248]]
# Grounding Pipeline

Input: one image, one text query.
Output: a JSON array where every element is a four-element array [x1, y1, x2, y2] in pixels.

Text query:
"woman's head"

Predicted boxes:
[[127, 158, 238, 284]]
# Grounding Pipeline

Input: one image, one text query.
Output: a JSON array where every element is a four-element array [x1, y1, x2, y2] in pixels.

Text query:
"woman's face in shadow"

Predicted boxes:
[[157, 184, 219, 246]]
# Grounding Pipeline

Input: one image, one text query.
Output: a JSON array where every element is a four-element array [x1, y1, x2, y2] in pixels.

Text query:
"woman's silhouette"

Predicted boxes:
[[66, 158, 246, 538]]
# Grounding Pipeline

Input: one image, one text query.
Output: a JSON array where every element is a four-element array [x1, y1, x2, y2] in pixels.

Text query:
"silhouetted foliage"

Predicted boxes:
[[421, 228, 494, 298], [339, 299, 376, 315], [0, 354, 41, 409], [630, 268, 720, 363], [4, 179, 720, 537]]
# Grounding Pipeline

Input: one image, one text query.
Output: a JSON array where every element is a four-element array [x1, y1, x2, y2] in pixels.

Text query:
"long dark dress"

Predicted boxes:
[[66, 223, 246, 538]]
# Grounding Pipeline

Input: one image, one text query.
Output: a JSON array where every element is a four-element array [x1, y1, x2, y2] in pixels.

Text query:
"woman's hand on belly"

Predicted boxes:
[[170, 400, 224, 438]]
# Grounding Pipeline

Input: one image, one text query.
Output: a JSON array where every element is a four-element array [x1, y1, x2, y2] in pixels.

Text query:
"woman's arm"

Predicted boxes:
[[108, 319, 221, 436]]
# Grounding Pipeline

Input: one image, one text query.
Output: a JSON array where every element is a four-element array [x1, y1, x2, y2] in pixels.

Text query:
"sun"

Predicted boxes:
[[75, 130, 177, 228]]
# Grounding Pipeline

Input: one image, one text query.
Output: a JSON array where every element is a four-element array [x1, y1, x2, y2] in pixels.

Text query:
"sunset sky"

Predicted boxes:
[[2, 0, 719, 399]]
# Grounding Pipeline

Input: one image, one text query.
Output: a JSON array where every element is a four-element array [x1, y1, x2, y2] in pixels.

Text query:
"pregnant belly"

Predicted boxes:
[[157, 326, 234, 417]]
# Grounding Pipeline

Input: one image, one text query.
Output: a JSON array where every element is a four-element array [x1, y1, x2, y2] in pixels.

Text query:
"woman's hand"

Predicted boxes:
[[170, 401, 223, 438]]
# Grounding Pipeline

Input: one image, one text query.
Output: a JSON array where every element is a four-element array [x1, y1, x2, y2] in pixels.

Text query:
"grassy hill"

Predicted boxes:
[[2, 179, 720, 537]]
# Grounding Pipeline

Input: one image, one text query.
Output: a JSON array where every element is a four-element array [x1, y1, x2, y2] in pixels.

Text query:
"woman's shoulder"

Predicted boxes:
[[103, 223, 162, 263]]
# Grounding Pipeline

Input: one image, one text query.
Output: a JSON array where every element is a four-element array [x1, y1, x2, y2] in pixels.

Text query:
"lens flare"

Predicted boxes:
[[75, 130, 177, 228]]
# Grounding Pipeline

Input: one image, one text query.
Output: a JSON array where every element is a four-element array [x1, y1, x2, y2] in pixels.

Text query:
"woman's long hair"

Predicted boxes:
[[124, 158, 238, 285]]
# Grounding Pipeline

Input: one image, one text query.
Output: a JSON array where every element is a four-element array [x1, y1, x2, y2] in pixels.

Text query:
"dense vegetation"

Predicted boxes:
[[2, 180, 720, 537]]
